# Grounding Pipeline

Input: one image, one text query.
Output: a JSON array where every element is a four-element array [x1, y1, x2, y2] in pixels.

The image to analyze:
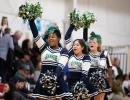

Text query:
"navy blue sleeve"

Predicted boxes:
[[29, 20, 46, 52], [58, 48, 69, 69], [83, 28, 88, 42], [64, 25, 75, 57], [63, 64, 68, 75]]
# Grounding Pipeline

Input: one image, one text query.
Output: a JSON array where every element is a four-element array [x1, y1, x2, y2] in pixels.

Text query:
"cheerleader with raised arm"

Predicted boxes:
[[64, 23, 98, 100], [18, 3, 72, 100], [28, 20, 73, 100], [83, 31, 111, 100]]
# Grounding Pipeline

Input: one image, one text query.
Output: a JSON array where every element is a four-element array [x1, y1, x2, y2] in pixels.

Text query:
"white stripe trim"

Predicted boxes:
[[61, 54, 69, 57], [89, 92, 98, 97], [65, 39, 71, 44], [34, 35, 40, 42], [58, 63, 64, 69], [103, 88, 112, 93]]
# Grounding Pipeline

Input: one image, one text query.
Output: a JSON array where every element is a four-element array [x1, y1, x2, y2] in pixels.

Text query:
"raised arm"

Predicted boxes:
[[64, 25, 75, 51], [83, 28, 88, 42], [29, 20, 46, 52]]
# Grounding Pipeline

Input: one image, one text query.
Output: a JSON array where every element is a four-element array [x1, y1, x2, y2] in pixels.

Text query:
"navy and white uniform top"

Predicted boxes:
[[29, 20, 69, 69], [65, 25, 91, 75], [89, 51, 106, 68]]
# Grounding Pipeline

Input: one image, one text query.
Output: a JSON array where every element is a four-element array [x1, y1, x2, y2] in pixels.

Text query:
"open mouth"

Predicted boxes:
[[73, 48, 77, 51]]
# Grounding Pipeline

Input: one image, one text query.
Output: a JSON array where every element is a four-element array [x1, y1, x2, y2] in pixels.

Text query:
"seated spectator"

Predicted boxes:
[[13, 69, 35, 100], [11, 76, 26, 90], [34, 62, 41, 83], [16, 50, 35, 84], [15, 65, 28, 79], [114, 58, 123, 77], [2, 82, 26, 100], [122, 74, 130, 96], [108, 79, 130, 100]]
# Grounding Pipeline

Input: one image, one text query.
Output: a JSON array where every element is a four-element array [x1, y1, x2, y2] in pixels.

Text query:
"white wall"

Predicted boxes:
[[74, 0, 130, 46], [0, 0, 130, 46]]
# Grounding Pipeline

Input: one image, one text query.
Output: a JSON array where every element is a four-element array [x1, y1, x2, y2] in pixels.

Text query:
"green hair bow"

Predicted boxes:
[[89, 32, 102, 43], [47, 26, 59, 35]]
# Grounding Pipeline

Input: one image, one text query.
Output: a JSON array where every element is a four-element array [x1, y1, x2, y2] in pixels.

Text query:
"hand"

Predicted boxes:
[[28, 93, 32, 97]]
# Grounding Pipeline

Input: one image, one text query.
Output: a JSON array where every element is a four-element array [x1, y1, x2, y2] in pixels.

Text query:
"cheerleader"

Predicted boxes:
[[84, 31, 111, 100], [65, 24, 98, 100], [29, 20, 72, 100]]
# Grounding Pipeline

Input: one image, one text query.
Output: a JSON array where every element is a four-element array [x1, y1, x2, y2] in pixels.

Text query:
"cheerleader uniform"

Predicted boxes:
[[29, 20, 72, 99], [88, 51, 112, 94], [65, 25, 98, 99]]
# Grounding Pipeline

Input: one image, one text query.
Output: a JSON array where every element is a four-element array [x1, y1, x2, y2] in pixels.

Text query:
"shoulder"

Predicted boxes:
[[99, 51, 106, 58], [13, 91, 26, 99], [60, 48, 68, 54], [83, 54, 91, 61]]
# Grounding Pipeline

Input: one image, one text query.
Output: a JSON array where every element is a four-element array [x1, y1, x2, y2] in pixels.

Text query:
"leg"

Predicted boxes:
[[36, 98, 47, 100], [55, 98, 62, 100], [94, 93, 105, 100], [0, 58, 6, 83], [84, 98, 90, 100]]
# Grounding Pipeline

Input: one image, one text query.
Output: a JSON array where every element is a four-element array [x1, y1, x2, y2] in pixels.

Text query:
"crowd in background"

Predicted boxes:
[[0, 16, 130, 100]]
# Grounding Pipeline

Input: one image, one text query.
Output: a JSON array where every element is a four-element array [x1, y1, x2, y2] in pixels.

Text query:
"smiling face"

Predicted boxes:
[[73, 40, 84, 56], [89, 38, 100, 52], [48, 33, 60, 48]]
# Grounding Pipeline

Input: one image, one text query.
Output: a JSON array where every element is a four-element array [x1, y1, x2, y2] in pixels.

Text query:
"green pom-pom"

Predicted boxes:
[[81, 11, 96, 28], [18, 2, 42, 20], [68, 9, 82, 31]]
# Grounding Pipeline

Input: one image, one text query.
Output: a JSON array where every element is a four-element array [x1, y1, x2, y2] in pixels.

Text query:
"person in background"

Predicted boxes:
[[108, 78, 130, 100], [10, 76, 26, 90], [114, 58, 123, 77], [12, 30, 23, 59], [34, 62, 41, 83], [13, 66, 35, 100], [0, 16, 8, 37], [122, 74, 130, 96], [22, 39, 32, 51], [110, 56, 119, 79], [0, 28, 14, 83], [1, 82, 26, 100], [16, 49, 35, 84]]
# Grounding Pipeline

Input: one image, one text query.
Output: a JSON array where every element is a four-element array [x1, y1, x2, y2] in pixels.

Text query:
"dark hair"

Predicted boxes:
[[122, 74, 128, 81], [4, 82, 16, 100], [73, 39, 88, 54], [47, 30, 62, 47], [1, 16, 8, 26], [4, 28, 11, 34], [22, 39, 30, 50], [53, 30, 61, 38]]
